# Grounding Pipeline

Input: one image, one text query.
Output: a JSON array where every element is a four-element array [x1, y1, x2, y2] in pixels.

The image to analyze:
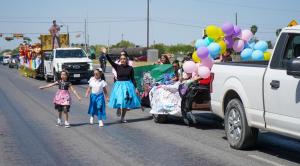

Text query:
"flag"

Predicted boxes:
[[134, 64, 173, 92]]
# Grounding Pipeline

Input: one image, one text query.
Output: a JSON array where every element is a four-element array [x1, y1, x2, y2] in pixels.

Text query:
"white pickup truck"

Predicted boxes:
[[44, 48, 93, 82], [211, 25, 300, 149]]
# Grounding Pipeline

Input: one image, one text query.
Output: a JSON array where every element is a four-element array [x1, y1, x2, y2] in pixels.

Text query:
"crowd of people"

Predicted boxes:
[[39, 47, 228, 128]]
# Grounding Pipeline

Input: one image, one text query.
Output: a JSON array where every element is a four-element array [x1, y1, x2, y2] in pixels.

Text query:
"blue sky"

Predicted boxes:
[[0, 0, 299, 50]]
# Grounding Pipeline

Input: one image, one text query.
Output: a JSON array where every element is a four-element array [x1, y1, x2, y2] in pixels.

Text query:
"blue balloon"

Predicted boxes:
[[249, 42, 255, 49], [241, 48, 253, 61], [204, 37, 214, 46], [195, 39, 207, 48], [254, 41, 268, 52], [252, 50, 264, 61], [207, 42, 221, 59]]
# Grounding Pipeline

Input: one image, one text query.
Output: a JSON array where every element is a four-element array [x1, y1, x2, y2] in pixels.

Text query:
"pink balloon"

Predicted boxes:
[[183, 61, 196, 74], [198, 65, 211, 79], [233, 40, 245, 52], [240, 30, 253, 41], [201, 57, 214, 69]]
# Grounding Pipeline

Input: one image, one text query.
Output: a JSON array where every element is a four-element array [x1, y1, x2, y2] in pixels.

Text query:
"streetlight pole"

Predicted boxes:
[[147, 0, 150, 49]]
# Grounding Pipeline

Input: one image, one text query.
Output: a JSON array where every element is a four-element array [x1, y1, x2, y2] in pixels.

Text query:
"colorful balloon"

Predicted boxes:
[[240, 48, 253, 61], [207, 42, 221, 59], [195, 39, 207, 48], [233, 25, 241, 37], [233, 40, 245, 52], [197, 47, 209, 59], [264, 51, 271, 60], [252, 50, 264, 61], [221, 22, 234, 36], [240, 30, 253, 41], [201, 57, 214, 69], [192, 51, 201, 63], [198, 65, 211, 79], [206, 25, 221, 41], [224, 36, 234, 48], [204, 37, 214, 46], [183, 61, 196, 74], [218, 40, 227, 54], [254, 40, 268, 52]]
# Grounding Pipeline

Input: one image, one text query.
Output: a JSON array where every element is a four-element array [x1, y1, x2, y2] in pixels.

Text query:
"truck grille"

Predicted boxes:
[[62, 62, 89, 72]]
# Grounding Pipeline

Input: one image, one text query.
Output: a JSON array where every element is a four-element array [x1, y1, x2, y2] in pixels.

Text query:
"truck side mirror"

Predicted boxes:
[[287, 58, 300, 78], [44, 53, 53, 61]]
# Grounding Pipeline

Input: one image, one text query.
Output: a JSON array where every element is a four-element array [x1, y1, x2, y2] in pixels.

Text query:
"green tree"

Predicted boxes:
[[151, 43, 168, 55], [111, 40, 135, 48], [168, 44, 194, 54]]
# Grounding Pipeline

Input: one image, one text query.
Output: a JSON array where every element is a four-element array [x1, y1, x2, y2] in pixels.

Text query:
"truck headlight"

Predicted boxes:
[[89, 62, 93, 70]]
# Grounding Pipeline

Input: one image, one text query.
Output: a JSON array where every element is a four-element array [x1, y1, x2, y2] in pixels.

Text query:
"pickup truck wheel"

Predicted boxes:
[[152, 114, 167, 123], [225, 99, 258, 150]]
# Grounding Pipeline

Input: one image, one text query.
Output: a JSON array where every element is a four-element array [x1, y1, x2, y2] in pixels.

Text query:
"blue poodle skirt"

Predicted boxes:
[[88, 93, 106, 120], [108, 81, 141, 109]]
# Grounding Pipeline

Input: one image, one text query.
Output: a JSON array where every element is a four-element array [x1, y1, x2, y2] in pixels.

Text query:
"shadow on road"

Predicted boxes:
[[104, 116, 153, 126]]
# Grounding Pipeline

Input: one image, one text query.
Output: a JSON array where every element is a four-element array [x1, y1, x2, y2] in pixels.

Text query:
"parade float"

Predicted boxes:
[[19, 34, 69, 78]]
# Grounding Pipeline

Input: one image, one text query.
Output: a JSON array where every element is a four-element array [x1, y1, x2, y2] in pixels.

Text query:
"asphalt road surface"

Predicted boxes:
[[1, 65, 300, 166]]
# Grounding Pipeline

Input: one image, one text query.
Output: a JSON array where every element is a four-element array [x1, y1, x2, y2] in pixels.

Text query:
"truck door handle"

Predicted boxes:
[[270, 80, 280, 89]]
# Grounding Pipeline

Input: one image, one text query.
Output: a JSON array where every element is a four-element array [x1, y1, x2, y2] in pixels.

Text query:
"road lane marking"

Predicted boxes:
[[248, 155, 285, 166]]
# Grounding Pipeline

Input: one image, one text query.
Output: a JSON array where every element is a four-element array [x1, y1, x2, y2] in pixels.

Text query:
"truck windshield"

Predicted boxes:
[[56, 49, 86, 58]]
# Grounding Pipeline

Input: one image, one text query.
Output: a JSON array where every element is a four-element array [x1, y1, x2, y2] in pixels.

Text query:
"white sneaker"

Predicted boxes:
[[99, 120, 104, 127], [90, 117, 94, 125], [65, 121, 70, 128], [56, 119, 62, 126]]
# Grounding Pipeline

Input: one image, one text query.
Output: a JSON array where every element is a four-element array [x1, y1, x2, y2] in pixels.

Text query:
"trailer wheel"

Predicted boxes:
[[224, 98, 258, 150]]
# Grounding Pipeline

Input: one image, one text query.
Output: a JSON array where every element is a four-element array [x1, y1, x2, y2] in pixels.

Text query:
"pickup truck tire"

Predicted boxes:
[[224, 98, 258, 150], [152, 114, 167, 123]]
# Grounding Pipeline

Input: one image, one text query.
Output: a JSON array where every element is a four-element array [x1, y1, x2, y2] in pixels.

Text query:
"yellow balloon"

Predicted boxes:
[[206, 25, 221, 41], [192, 51, 201, 63], [264, 52, 271, 60], [218, 40, 227, 54], [218, 28, 225, 39]]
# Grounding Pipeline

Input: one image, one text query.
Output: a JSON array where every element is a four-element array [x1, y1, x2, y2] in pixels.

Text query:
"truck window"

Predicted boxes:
[[55, 49, 86, 58], [282, 34, 300, 68], [270, 33, 288, 69]]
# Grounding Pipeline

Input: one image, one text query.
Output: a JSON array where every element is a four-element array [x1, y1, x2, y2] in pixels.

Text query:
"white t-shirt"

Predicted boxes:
[[88, 77, 107, 95]]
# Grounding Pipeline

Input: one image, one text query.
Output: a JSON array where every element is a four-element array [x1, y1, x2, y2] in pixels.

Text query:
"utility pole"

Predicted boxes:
[[147, 0, 150, 49], [235, 12, 238, 25], [84, 18, 87, 51], [121, 33, 124, 41]]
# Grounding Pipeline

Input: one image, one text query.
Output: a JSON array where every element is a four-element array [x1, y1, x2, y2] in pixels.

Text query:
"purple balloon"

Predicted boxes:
[[225, 36, 234, 48], [233, 25, 241, 37], [197, 47, 209, 59], [221, 22, 234, 36], [201, 57, 214, 69]]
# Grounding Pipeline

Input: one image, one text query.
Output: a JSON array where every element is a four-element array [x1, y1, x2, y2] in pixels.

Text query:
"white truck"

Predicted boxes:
[[211, 25, 300, 149], [44, 48, 93, 82]]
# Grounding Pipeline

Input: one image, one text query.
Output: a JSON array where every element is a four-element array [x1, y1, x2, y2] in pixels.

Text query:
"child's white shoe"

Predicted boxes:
[[65, 121, 70, 128], [99, 120, 104, 127], [90, 117, 94, 125], [56, 119, 62, 126]]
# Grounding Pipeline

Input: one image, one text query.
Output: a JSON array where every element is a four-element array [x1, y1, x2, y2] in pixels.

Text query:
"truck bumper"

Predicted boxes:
[[68, 70, 93, 81]]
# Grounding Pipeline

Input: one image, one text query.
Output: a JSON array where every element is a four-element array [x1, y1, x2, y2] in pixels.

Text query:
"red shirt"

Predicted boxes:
[[198, 76, 211, 85]]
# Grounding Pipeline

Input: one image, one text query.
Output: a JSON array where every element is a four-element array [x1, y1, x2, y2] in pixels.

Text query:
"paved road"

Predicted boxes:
[[0, 65, 300, 166]]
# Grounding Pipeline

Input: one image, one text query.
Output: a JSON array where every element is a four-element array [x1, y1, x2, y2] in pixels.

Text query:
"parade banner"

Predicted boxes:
[[40, 34, 69, 51], [134, 64, 173, 92]]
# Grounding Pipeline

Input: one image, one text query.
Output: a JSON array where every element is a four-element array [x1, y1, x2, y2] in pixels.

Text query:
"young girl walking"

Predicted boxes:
[[85, 68, 108, 127], [39, 70, 81, 128]]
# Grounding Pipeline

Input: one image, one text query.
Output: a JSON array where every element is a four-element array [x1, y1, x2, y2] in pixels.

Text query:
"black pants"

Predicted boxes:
[[100, 62, 106, 72]]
